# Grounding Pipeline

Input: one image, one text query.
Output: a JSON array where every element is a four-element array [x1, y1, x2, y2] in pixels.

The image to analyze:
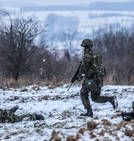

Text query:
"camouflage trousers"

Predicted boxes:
[[0, 109, 44, 123], [80, 78, 108, 109]]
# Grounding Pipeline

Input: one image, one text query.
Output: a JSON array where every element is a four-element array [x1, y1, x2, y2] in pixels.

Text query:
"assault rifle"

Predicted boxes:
[[67, 63, 81, 91], [121, 111, 134, 121]]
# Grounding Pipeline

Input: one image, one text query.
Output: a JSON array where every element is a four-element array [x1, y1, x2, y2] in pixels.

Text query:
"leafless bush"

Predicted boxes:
[[93, 25, 134, 84], [0, 11, 41, 81], [36, 43, 80, 85]]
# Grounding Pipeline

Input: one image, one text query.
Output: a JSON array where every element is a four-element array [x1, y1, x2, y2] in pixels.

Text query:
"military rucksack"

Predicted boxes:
[[92, 53, 106, 77]]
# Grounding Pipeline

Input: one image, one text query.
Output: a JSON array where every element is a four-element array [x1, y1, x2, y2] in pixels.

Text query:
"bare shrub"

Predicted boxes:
[[66, 135, 77, 141], [0, 11, 41, 81], [93, 25, 134, 84], [78, 128, 86, 135], [49, 130, 61, 141], [87, 121, 97, 131], [125, 128, 134, 137]]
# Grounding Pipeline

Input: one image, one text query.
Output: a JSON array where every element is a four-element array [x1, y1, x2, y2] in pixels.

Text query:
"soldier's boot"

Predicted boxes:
[[107, 96, 118, 109], [9, 105, 19, 113], [121, 112, 131, 121], [30, 113, 45, 120], [80, 106, 93, 117]]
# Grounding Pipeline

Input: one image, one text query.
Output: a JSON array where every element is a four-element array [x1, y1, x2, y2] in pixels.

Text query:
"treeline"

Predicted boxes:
[[0, 12, 79, 86], [0, 11, 134, 86], [93, 25, 134, 84]]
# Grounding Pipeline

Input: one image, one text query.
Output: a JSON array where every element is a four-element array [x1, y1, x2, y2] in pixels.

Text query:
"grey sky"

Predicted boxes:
[[0, 0, 133, 7]]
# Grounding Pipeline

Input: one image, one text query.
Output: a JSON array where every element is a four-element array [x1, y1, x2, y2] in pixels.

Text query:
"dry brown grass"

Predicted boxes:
[[49, 130, 61, 141], [89, 131, 96, 139], [116, 120, 126, 130], [87, 121, 98, 131], [78, 128, 86, 135], [0, 77, 33, 88], [124, 128, 134, 137], [104, 73, 134, 85], [101, 119, 112, 126], [98, 130, 105, 136], [0, 78, 19, 88], [0, 76, 66, 88], [66, 135, 77, 141], [103, 71, 121, 85], [0, 71, 134, 89]]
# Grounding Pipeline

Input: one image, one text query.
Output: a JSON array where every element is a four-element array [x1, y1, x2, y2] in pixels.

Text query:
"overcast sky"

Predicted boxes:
[[0, 0, 133, 7]]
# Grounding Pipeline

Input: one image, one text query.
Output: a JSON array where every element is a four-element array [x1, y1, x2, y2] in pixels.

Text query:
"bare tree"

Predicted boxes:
[[0, 11, 40, 81], [93, 25, 134, 84]]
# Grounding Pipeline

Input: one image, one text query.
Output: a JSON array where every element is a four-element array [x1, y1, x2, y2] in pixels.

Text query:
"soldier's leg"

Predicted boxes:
[[91, 80, 118, 109], [14, 114, 32, 122], [91, 90, 118, 109], [80, 80, 93, 117], [90, 79, 107, 103], [8, 114, 39, 122], [15, 113, 44, 121], [91, 89, 107, 103], [29, 113, 44, 120], [80, 88, 90, 109]]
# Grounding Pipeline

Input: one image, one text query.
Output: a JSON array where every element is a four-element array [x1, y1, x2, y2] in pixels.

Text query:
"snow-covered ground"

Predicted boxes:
[[0, 84, 134, 141]]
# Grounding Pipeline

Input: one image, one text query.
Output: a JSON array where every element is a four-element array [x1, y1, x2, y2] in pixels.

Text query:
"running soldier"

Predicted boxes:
[[76, 39, 118, 117]]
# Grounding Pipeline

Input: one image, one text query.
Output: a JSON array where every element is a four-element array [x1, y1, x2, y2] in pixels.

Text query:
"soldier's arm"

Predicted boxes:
[[77, 53, 93, 81]]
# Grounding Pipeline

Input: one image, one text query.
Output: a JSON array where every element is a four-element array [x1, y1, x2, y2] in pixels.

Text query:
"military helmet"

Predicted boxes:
[[81, 39, 93, 49]]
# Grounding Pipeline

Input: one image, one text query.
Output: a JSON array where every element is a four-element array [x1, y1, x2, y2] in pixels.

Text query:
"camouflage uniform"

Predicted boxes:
[[0, 106, 44, 123], [77, 39, 118, 117]]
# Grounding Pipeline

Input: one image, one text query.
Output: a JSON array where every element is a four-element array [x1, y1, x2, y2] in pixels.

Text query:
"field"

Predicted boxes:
[[0, 84, 134, 140]]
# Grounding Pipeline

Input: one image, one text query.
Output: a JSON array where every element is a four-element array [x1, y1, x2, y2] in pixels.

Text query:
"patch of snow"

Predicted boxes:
[[0, 84, 134, 140]]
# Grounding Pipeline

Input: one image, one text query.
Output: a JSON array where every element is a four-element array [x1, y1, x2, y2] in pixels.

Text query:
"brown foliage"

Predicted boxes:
[[66, 135, 77, 141], [89, 131, 96, 138], [49, 130, 61, 141], [78, 128, 86, 135], [99, 130, 105, 136], [116, 120, 126, 130], [101, 119, 112, 126], [125, 128, 134, 137], [87, 121, 97, 131]]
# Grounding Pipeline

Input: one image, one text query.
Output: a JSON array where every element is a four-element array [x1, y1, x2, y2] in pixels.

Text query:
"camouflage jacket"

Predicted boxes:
[[77, 49, 105, 81], [0, 109, 20, 123], [0, 108, 44, 123]]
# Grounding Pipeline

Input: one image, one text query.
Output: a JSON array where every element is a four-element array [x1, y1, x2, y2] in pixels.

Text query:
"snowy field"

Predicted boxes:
[[0, 84, 134, 140]]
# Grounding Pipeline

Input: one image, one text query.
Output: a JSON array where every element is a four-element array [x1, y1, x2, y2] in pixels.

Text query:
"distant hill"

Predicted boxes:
[[89, 1, 134, 11], [21, 5, 87, 11], [22, 1, 134, 12]]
